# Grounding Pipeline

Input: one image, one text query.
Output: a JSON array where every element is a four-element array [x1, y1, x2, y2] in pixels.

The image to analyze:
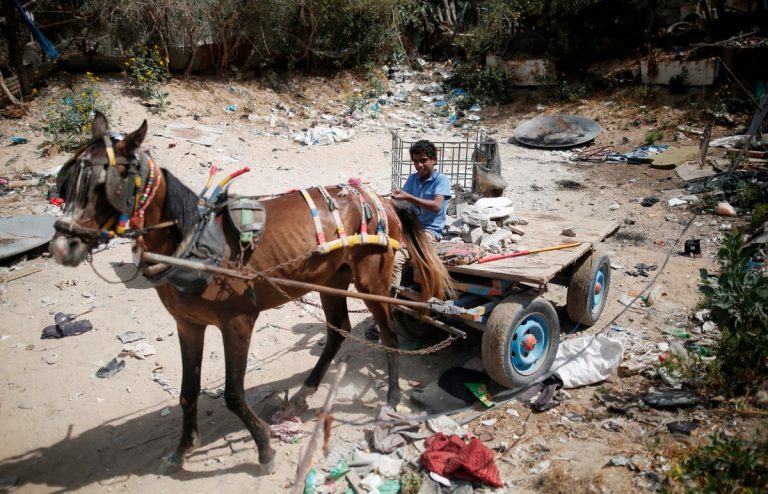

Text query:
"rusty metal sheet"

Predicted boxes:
[[513, 115, 601, 149], [0, 215, 56, 260]]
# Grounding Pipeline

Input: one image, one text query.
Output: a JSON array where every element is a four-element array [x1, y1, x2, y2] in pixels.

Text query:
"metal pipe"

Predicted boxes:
[[394, 305, 467, 339]]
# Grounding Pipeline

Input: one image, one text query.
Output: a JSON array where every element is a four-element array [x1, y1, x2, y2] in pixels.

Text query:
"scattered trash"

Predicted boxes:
[[429, 471, 452, 487], [96, 358, 126, 379], [41, 311, 93, 339], [427, 415, 466, 438], [684, 239, 701, 256], [293, 126, 353, 146], [625, 262, 657, 277], [328, 459, 350, 480], [121, 341, 156, 360], [373, 405, 422, 453], [154, 124, 224, 147], [529, 460, 550, 475], [223, 104, 237, 112], [667, 420, 699, 435], [481, 418, 497, 426], [465, 382, 495, 407], [714, 201, 737, 217], [609, 456, 630, 467], [160, 407, 171, 417], [641, 196, 660, 207], [152, 372, 180, 398], [420, 433, 502, 487], [270, 408, 310, 444], [661, 326, 690, 339], [668, 197, 688, 207], [551, 335, 624, 388], [644, 388, 700, 408], [117, 331, 145, 344], [10, 136, 28, 145]]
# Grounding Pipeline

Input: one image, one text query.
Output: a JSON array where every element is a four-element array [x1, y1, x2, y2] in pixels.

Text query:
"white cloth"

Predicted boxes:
[[551, 335, 624, 388]]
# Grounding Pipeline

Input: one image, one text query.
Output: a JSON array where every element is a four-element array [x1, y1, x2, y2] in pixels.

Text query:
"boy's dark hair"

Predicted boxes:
[[409, 140, 437, 160]]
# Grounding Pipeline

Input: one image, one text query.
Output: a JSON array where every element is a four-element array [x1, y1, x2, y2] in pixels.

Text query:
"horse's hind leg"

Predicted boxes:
[[160, 320, 205, 473], [290, 269, 353, 414], [222, 314, 276, 473]]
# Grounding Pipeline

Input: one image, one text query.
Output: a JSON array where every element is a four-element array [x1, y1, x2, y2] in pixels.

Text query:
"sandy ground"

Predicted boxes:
[[0, 71, 738, 493]]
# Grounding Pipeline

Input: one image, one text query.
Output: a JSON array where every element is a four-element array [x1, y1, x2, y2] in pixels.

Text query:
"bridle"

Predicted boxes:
[[53, 133, 169, 245]]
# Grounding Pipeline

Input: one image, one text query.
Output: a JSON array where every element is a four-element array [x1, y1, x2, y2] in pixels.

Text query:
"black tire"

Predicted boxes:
[[566, 250, 611, 327], [481, 294, 560, 388]]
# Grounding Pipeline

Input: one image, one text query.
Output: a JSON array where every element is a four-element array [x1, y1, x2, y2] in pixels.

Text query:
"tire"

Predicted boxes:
[[481, 294, 560, 388], [566, 250, 611, 327]]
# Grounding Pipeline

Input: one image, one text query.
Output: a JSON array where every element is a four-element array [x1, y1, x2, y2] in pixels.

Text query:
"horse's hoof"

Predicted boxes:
[[158, 452, 185, 474], [258, 457, 277, 475], [287, 397, 308, 417]]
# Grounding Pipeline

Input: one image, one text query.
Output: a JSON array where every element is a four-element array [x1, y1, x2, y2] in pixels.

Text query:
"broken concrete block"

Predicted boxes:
[[462, 227, 483, 245], [482, 220, 498, 233], [503, 215, 529, 226], [446, 219, 467, 236], [561, 227, 576, 237], [474, 197, 513, 209], [480, 229, 513, 248], [460, 210, 492, 226], [505, 225, 525, 236]]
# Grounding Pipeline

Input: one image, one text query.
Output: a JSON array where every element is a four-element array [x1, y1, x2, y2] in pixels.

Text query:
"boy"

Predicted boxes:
[[366, 139, 451, 340]]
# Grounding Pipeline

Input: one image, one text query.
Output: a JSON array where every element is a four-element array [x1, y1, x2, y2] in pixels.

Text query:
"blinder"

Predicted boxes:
[[105, 159, 141, 213]]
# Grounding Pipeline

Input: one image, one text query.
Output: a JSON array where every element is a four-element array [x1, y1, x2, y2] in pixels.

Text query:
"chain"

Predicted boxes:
[[300, 300, 456, 355], [86, 251, 141, 284], [297, 296, 370, 314]]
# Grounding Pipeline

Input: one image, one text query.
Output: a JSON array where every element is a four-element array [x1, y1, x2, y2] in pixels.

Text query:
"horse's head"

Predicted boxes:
[[51, 111, 149, 266]]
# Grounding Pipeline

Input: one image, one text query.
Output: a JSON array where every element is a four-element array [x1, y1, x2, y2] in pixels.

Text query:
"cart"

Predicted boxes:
[[391, 133, 619, 389]]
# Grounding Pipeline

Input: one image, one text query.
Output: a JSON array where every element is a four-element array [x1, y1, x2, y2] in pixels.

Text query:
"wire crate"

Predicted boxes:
[[390, 132, 501, 194]]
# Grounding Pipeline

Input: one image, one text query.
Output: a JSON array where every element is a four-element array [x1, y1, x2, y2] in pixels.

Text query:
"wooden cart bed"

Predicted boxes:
[[447, 210, 620, 285]]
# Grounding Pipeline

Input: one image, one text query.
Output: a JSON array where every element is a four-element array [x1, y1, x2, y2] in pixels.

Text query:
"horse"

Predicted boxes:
[[50, 112, 452, 473]]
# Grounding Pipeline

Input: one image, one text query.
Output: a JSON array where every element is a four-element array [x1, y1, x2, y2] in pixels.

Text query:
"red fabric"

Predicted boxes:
[[420, 433, 502, 487]]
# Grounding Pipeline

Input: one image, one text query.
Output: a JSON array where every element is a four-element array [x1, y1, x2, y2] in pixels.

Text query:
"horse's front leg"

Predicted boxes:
[[290, 270, 353, 415], [160, 320, 206, 473], [222, 314, 276, 474]]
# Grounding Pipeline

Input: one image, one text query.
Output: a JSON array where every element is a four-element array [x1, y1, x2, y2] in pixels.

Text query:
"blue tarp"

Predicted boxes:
[[11, 0, 59, 61]]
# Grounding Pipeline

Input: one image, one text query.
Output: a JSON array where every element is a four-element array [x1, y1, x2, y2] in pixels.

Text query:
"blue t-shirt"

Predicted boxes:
[[402, 170, 452, 239]]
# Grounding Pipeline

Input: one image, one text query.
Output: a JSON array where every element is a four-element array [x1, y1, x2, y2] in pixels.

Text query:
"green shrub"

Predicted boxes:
[[752, 203, 768, 230], [645, 129, 664, 145], [43, 72, 110, 151], [446, 62, 513, 105], [666, 433, 768, 493], [699, 233, 768, 388], [122, 45, 170, 110]]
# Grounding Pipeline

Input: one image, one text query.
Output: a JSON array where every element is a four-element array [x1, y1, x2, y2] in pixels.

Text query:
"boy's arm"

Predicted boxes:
[[392, 189, 445, 213]]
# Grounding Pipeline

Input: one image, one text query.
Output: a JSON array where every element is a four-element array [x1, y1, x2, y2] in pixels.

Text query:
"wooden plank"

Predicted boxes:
[[447, 210, 619, 284]]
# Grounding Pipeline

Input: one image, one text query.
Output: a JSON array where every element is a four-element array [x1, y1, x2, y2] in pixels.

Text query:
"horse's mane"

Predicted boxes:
[[161, 170, 201, 236]]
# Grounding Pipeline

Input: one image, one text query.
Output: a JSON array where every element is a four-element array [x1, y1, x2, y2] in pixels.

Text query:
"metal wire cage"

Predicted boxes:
[[390, 132, 499, 193]]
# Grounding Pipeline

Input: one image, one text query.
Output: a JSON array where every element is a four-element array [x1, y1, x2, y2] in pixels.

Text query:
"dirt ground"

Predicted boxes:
[[0, 69, 755, 493]]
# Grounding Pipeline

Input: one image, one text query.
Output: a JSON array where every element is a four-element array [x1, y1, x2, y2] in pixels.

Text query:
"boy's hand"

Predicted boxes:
[[392, 189, 412, 201]]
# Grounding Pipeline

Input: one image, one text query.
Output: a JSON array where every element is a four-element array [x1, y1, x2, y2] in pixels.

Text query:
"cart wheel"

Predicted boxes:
[[481, 294, 560, 388], [566, 250, 611, 327]]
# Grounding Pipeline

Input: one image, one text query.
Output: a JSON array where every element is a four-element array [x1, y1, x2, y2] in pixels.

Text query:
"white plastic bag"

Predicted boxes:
[[551, 335, 624, 388]]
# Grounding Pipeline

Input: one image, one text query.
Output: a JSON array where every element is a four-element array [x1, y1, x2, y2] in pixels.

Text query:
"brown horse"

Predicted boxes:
[[50, 112, 452, 473]]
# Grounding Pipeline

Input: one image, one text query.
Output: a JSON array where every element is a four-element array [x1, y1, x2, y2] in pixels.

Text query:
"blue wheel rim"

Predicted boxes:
[[509, 314, 550, 376], [590, 264, 608, 317]]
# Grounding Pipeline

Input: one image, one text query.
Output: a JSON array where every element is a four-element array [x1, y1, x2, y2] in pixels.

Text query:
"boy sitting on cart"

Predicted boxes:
[[366, 139, 452, 341]]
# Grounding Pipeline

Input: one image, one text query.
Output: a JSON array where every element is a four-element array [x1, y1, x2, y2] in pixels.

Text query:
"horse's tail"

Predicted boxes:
[[392, 201, 453, 301]]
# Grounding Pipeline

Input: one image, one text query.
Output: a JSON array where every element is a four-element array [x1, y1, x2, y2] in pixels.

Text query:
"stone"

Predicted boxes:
[[480, 229, 513, 248], [462, 227, 483, 245], [561, 227, 576, 237]]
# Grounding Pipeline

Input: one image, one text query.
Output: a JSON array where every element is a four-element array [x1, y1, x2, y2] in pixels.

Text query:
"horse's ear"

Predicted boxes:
[[92, 111, 108, 139], [120, 120, 148, 154]]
